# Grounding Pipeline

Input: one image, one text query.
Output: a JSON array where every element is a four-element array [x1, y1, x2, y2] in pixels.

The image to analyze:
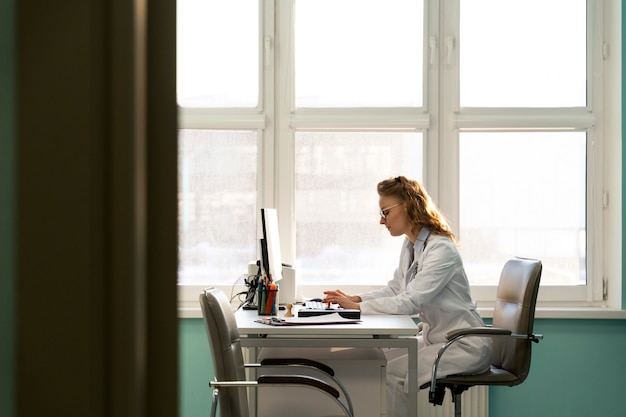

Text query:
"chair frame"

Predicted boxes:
[[427, 257, 543, 417], [200, 288, 354, 417]]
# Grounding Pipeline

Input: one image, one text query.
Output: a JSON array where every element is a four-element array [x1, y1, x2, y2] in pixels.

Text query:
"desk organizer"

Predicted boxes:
[[257, 284, 279, 315]]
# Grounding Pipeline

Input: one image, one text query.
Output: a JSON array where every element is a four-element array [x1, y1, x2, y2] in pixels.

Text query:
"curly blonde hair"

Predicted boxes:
[[377, 176, 456, 242]]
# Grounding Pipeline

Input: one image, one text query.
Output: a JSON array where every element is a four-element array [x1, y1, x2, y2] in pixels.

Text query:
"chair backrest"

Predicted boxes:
[[199, 288, 250, 417], [491, 257, 542, 385]]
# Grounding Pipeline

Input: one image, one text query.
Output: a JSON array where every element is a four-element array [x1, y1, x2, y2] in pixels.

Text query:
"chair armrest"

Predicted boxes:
[[260, 357, 335, 376], [258, 374, 339, 397], [210, 376, 353, 417], [257, 357, 353, 415], [429, 326, 543, 402], [446, 327, 542, 343], [445, 326, 511, 340]]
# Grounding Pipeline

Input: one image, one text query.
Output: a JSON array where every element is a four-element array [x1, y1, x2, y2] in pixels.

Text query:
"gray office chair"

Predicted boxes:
[[199, 287, 354, 417], [427, 257, 543, 417]]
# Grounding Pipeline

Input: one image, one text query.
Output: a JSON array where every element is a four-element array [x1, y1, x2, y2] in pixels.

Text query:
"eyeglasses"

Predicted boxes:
[[379, 203, 403, 219]]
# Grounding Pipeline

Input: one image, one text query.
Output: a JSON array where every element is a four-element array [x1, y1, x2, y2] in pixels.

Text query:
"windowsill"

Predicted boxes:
[[180, 284, 626, 320], [178, 305, 626, 320], [478, 306, 626, 320]]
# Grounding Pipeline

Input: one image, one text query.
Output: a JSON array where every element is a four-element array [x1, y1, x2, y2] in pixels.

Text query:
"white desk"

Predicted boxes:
[[235, 308, 420, 417]]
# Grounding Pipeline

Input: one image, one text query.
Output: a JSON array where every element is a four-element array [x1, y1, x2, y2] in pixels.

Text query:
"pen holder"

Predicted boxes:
[[257, 286, 279, 316]]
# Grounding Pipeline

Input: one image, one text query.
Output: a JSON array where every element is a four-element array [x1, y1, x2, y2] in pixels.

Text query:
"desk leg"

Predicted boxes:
[[406, 338, 418, 417], [243, 346, 260, 417]]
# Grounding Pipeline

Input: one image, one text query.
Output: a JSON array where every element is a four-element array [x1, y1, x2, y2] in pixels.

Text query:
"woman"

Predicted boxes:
[[323, 176, 492, 417]]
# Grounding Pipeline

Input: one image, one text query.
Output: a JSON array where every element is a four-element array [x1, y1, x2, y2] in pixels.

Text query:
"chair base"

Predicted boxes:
[[428, 383, 470, 406], [428, 385, 467, 417], [452, 391, 462, 417]]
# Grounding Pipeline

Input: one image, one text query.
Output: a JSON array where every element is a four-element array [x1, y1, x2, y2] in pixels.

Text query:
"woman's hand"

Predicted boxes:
[[323, 289, 362, 310]]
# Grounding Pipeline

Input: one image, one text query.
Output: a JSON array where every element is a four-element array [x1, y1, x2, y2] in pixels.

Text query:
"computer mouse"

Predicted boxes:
[[309, 298, 323, 302]]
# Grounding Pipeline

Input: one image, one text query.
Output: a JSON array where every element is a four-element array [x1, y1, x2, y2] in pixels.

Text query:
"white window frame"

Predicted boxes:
[[436, 0, 613, 308], [177, 0, 623, 315]]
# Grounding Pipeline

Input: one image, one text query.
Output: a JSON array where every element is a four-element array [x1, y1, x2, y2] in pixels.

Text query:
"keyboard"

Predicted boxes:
[[304, 301, 328, 310], [298, 301, 361, 319]]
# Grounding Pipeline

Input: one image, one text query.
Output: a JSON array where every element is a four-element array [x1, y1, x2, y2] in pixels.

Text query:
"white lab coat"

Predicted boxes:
[[359, 231, 492, 416]]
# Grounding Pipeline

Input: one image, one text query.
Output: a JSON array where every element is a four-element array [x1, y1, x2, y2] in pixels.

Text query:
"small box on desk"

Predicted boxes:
[[278, 265, 297, 304]]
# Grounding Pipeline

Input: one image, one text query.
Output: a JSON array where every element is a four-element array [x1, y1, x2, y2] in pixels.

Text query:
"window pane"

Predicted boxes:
[[295, 0, 424, 107], [459, 132, 586, 286], [295, 132, 422, 285], [177, 0, 259, 107], [178, 130, 257, 284], [460, 0, 586, 107]]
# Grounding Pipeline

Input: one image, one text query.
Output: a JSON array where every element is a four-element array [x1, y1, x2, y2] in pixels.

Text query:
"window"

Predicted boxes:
[[459, 132, 587, 287], [294, 0, 423, 108], [177, 0, 621, 308], [178, 130, 258, 285], [295, 131, 422, 285]]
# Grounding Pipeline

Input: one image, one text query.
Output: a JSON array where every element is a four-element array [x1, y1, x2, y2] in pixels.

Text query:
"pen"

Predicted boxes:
[[266, 282, 277, 314]]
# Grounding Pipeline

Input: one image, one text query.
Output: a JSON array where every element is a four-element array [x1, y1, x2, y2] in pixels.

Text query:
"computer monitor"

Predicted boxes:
[[260, 208, 282, 282], [241, 208, 284, 310]]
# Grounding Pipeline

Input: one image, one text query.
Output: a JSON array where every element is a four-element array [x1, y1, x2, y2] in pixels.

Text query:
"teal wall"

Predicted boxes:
[[180, 319, 214, 417], [0, 0, 15, 416], [623, 2, 626, 311], [490, 319, 626, 416]]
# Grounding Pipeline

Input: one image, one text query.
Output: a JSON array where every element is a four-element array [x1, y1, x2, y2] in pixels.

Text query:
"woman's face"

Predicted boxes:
[[379, 195, 411, 238]]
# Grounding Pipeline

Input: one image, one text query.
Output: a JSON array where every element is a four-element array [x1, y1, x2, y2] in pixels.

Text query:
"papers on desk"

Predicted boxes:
[[255, 313, 362, 326]]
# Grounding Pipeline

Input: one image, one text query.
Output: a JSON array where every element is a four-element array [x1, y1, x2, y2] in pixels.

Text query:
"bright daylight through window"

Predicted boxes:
[[177, 0, 618, 306]]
